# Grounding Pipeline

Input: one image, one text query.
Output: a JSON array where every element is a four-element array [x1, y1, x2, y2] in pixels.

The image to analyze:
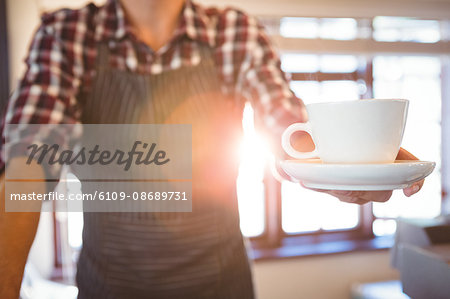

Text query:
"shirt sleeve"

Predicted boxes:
[[215, 9, 307, 156], [0, 11, 88, 178], [239, 21, 306, 135]]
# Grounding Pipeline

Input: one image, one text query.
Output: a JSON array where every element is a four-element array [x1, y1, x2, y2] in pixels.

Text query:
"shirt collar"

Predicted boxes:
[[95, 0, 215, 47], [176, 1, 214, 46]]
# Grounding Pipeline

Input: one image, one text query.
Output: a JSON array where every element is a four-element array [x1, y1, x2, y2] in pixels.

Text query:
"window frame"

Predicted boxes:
[[247, 16, 448, 259], [0, 0, 9, 113]]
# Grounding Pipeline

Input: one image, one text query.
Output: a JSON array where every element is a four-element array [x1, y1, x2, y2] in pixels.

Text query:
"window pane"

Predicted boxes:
[[281, 53, 319, 73], [280, 17, 319, 39], [281, 54, 359, 74], [321, 197, 360, 230], [237, 104, 267, 237], [68, 212, 84, 250], [281, 181, 359, 233], [320, 18, 357, 40], [373, 174, 442, 219], [320, 80, 360, 101], [320, 55, 358, 73], [237, 179, 265, 237], [290, 81, 320, 103], [66, 173, 84, 250], [280, 17, 358, 40], [373, 219, 397, 236], [373, 56, 441, 79], [373, 56, 442, 220], [282, 182, 322, 233], [290, 80, 360, 104], [373, 17, 441, 43]]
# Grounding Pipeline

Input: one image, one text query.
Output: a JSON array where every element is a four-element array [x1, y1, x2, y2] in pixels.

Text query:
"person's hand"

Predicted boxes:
[[301, 148, 424, 205], [301, 183, 393, 205], [396, 148, 425, 197]]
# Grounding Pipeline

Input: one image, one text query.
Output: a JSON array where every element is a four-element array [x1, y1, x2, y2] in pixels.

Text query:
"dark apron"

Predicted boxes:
[[74, 43, 255, 299]]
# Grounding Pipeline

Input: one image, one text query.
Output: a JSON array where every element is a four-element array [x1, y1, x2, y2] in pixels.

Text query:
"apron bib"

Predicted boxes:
[[74, 43, 254, 299]]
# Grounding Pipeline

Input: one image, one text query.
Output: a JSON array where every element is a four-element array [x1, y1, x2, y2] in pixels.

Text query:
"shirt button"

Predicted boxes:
[[126, 56, 138, 70]]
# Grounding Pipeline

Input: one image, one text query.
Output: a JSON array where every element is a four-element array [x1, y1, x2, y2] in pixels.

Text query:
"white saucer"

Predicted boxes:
[[280, 159, 436, 190]]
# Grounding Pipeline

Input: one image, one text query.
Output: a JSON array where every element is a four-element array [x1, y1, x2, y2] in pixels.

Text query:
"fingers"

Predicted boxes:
[[326, 191, 370, 204], [328, 190, 392, 203], [396, 148, 419, 160], [396, 148, 424, 197], [301, 183, 393, 205], [339, 197, 370, 205], [403, 179, 424, 197]]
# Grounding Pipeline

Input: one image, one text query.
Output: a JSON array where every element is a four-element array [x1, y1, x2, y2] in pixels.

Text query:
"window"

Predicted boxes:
[[62, 17, 448, 264], [236, 16, 448, 257], [280, 17, 358, 40], [280, 53, 366, 235], [372, 55, 442, 235], [373, 17, 441, 43], [236, 103, 267, 237]]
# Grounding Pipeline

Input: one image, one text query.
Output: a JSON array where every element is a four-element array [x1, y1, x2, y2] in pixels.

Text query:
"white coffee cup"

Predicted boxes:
[[281, 99, 409, 164]]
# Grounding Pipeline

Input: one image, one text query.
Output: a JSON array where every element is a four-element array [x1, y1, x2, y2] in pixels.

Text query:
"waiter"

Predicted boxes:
[[0, 0, 423, 298]]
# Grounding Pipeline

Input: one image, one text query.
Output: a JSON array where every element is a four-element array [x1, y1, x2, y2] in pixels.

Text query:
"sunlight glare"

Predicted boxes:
[[237, 103, 270, 237]]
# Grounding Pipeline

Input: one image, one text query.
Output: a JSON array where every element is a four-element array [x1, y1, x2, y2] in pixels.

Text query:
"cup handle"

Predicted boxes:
[[281, 122, 318, 160]]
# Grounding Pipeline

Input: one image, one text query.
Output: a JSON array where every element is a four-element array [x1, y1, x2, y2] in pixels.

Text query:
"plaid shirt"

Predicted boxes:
[[1, 0, 306, 173]]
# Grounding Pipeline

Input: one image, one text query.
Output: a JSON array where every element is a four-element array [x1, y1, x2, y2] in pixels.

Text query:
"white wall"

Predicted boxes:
[[442, 56, 450, 215], [252, 251, 399, 299], [6, 0, 40, 91]]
